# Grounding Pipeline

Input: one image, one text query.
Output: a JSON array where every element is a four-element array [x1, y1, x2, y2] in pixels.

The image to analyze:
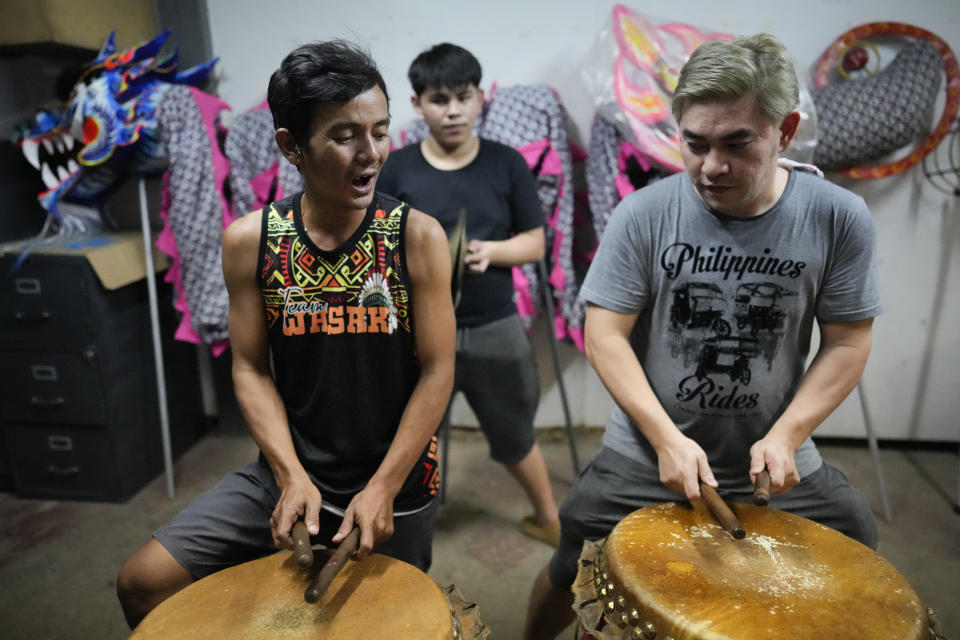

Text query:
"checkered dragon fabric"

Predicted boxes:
[[813, 40, 942, 171], [224, 106, 303, 217], [156, 85, 233, 346]]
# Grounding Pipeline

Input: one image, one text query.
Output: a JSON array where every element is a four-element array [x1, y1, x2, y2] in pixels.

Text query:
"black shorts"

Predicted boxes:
[[155, 458, 438, 579], [445, 314, 539, 464]]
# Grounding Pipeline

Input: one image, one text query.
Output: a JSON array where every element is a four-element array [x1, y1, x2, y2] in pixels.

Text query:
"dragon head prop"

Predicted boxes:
[[16, 30, 217, 231]]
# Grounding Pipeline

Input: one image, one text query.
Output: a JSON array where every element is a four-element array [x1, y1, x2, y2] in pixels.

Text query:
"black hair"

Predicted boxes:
[[267, 40, 389, 147], [407, 43, 481, 96]]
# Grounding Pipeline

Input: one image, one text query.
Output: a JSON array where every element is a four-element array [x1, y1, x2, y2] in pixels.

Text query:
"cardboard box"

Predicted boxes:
[[0, 0, 159, 54], [1, 231, 170, 291]]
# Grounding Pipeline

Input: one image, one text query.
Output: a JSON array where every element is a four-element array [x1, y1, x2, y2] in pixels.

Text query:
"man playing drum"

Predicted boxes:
[[524, 33, 882, 640], [116, 41, 455, 628]]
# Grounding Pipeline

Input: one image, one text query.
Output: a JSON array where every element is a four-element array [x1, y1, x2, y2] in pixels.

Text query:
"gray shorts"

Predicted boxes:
[[444, 314, 539, 465], [155, 458, 438, 579], [548, 446, 878, 589]]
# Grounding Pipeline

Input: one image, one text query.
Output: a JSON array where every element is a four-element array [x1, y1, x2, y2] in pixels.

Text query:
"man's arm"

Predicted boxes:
[[465, 226, 545, 273], [585, 304, 717, 499], [750, 318, 874, 493], [332, 208, 456, 558], [222, 213, 322, 547]]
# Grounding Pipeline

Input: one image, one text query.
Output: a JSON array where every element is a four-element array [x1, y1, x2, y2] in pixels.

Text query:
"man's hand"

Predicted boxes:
[[655, 433, 717, 499], [749, 436, 800, 494], [270, 471, 323, 550], [464, 239, 492, 273], [331, 481, 395, 560]]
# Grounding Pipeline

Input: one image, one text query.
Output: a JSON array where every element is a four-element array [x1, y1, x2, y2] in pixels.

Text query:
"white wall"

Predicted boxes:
[[206, 0, 960, 441]]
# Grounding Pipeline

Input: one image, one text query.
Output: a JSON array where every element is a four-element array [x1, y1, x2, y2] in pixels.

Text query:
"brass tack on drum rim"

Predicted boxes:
[[617, 613, 629, 628], [600, 587, 608, 597], [616, 595, 626, 611], [630, 609, 640, 623], [607, 582, 615, 593], [642, 620, 657, 639], [631, 628, 643, 640]]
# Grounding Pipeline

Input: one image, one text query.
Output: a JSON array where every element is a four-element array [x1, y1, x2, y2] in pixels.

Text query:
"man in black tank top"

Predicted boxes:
[[117, 41, 455, 628]]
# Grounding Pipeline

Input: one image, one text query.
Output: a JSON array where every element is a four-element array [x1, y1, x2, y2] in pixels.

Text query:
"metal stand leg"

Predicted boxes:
[[954, 440, 960, 515], [196, 344, 219, 423], [857, 381, 891, 522], [138, 177, 175, 499], [537, 259, 580, 475]]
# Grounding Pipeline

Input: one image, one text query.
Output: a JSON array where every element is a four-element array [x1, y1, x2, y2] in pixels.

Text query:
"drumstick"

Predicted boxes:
[[292, 520, 314, 569], [699, 482, 746, 539], [753, 469, 772, 507], [304, 527, 361, 604]]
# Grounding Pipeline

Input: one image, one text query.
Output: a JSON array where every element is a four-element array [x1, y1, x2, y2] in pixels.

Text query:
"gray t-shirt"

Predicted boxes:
[[580, 170, 884, 485]]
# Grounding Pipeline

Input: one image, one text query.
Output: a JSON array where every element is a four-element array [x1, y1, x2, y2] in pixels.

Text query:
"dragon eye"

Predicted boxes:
[[82, 116, 100, 145]]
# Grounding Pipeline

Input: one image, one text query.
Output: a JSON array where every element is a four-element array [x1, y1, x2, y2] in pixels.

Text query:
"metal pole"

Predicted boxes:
[[537, 259, 580, 474], [138, 177, 176, 499], [857, 381, 891, 522]]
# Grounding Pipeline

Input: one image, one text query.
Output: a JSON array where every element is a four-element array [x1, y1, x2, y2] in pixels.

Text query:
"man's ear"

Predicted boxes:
[[411, 94, 423, 119], [778, 111, 802, 153], [275, 128, 300, 166]]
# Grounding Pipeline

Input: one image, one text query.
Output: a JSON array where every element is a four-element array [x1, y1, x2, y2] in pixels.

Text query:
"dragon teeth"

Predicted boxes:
[[21, 139, 40, 169], [42, 138, 54, 155], [57, 165, 70, 182], [41, 163, 59, 189], [67, 159, 80, 173], [63, 132, 75, 151]]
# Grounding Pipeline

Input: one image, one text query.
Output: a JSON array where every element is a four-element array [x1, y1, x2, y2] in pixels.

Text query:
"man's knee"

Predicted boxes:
[[116, 539, 192, 628]]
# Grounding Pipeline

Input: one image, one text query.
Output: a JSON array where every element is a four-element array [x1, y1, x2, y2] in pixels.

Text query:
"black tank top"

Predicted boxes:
[[257, 191, 439, 511]]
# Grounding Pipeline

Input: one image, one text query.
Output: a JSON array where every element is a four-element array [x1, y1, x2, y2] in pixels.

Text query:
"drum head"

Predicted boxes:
[[574, 502, 927, 640], [131, 552, 455, 639], [449, 208, 468, 309]]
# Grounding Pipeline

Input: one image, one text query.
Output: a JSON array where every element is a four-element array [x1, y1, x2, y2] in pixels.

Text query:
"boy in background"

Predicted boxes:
[[378, 43, 560, 545]]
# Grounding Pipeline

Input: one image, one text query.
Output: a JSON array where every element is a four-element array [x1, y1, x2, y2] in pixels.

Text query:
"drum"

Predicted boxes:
[[130, 551, 489, 639], [573, 502, 942, 640]]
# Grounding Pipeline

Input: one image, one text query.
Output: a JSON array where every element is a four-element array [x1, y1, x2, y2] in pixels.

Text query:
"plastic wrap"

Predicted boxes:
[[581, 5, 818, 167], [580, 5, 733, 171]]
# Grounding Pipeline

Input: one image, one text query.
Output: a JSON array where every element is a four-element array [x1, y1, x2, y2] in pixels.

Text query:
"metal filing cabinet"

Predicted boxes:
[[0, 235, 205, 501]]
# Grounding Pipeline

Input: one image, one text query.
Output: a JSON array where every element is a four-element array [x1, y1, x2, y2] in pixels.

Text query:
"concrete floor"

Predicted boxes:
[[0, 421, 957, 639]]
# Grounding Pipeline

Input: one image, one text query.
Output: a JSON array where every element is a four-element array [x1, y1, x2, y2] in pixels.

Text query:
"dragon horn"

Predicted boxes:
[[95, 31, 117, 63], [174, 57, 219, 86], [128, 30, 172, 64]]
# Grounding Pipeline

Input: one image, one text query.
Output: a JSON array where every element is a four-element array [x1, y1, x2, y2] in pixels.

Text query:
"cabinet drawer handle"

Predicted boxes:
[[30, 396, 65, 408], [15, 310, 51, 323], [46, 465, 80, 476]]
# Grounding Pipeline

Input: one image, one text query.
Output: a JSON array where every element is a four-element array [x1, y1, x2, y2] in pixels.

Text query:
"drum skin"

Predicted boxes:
[[575, 502, 927, 640], [130, 552, 455, 639]]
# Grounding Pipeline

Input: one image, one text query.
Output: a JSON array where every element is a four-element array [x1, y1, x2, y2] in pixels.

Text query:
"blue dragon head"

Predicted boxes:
[[16, 30, 217, 232]]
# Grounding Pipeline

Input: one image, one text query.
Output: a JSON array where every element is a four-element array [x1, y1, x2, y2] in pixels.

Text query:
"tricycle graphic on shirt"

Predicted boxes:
[[668, 281, 795, 383]]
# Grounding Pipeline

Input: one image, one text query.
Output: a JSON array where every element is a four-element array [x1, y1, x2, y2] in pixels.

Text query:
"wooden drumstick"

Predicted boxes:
[[754, 469, 772, 507], [304, 527, 361, 604], [292, 520, 314, 569], [699, 482, 746, 539]]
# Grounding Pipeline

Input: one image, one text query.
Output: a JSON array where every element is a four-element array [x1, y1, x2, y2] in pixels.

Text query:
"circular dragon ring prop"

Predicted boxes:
[[813, 22, 960, 179]]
